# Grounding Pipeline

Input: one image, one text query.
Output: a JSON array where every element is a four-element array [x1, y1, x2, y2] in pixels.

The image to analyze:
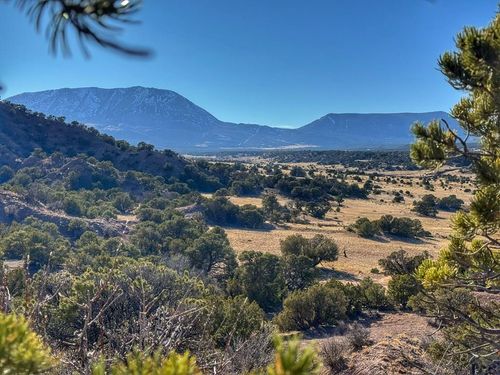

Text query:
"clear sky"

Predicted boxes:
[[0, 0, 497, 128]]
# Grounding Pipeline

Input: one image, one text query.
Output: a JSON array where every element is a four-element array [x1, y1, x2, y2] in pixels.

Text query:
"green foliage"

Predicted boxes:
[[230, 251, 285, 312], [356, 277, 390, 310], [289, 166, 307, 177], [112, 192, 135, 213], [263, 336, 320, 375], [351, 216, 429, 239], [437, 194, 464, 211], [262, 194, 292, 223], [0, 221, 70, 272], [410, 9, 500, 369], [350, 217, 380, 238], [281, 255, 317, 292], [0, 165, 14, 184], [237, 204, 265, 229], [63, 196, 83, 216], [412, 194, 438, 217], [202, 197, 265, 228], [275, 284, 347, 331], [92, 350, 201, 375], [413, 193, 464, 215], [13, 0, 149, 57], [0, 312, 54, 374], [377, 215, 429, 238], [305, 200, 331, 219], [202, 296, 265, 348], [280, 234, 338, 266], [186, 227, 237, 278], [387, 274, 422, 307], [378, 250, 429, 276]]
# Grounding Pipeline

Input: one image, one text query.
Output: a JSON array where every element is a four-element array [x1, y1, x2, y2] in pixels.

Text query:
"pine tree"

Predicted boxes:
[[91, 351, 201, 375], [410, 7, 499, 373], [261, 336, 320, 375], [0, 312, 55, 374], [11, 0, 149, 56]]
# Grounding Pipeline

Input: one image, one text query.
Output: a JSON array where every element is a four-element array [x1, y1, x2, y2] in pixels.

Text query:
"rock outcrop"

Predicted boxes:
[[0, 190, 128, 238]]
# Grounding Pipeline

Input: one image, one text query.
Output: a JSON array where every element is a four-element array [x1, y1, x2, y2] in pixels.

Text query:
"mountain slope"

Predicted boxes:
[[8, 87, 458, 151], [293, 112, 458, 149], [7, 87, 289, 150], [0, 101, 187, 177]]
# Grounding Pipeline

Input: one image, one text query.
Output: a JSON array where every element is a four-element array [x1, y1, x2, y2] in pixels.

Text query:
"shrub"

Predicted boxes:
[[387, 274, 422, 307], [290, 166, 307, 177], [280, 234, 309, 257], [392, 195, 405, 203], [412, 194, 438, 217], [358, 277, 390, 310], [202, 196, 239, 226], [0, 224, 70, 272], [305, 200, 331, 219], [280, 234, 338, 266], [327, 281, 363, 318], [186, 227, 237, 278], [268, 336, 321, 375], [63, 196, 83, 216], [320, 339, 348, 374], [237, 205, 265, 229], [377, 215, 429, 238], [231, 251, 285, 312], [378, 250, 430, 275], [112, 192, 134, 213], [275, 284, 347, 331], [0, 165, 14, 184], [203, 296, 265, 348], [437, 195, 464, 211], [203, 197, 264, 228], [345, 323, 371, 351], [262, 194, 292, 223], [350, 217, 380, 238], [281, 255, 317, 291], [213, 188, 230, 196]]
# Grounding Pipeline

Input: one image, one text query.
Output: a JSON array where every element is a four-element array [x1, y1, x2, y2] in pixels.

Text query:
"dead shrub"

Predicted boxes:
[[346, 323, 371, 351], [320, 338, 349, 374]]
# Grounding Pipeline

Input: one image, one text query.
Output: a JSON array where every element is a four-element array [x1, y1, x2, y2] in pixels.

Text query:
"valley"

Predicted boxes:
[[1, 2, 498, 374], [0, 102, 477, 373]]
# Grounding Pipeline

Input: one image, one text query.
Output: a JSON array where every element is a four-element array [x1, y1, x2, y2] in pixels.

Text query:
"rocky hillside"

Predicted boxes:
[[0, 101, 187, 178], [0, 190, 128, 239]]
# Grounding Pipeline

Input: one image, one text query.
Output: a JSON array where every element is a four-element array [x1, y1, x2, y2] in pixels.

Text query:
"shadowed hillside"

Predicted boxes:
[[0, 101, 187, 178]]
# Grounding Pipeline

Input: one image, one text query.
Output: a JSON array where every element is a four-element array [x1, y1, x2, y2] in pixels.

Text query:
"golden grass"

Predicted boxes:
[[225, 167, 473, 285]]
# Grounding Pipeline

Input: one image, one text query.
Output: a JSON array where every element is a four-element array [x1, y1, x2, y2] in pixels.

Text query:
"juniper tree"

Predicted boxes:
[[410, 8, 500, 372]]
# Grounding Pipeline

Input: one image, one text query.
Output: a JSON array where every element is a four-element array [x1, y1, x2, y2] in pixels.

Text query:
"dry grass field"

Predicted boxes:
[[223, 164, 474, 286]]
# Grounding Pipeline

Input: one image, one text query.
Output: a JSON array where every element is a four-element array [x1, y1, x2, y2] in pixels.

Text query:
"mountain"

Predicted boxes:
[[7, 87, 457, 151], [292, 112, 458, 149]]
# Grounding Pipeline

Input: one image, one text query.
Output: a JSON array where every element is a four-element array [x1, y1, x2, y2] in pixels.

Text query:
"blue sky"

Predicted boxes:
[[0, 0, 497, 128]]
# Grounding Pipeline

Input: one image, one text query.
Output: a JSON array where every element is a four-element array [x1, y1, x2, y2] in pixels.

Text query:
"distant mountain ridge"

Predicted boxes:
[[7, 87, 458, 151]]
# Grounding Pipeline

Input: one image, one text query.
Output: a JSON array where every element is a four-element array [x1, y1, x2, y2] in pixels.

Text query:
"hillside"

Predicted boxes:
[[0, 101, 187, 177], [7, 87, 458, 151]]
